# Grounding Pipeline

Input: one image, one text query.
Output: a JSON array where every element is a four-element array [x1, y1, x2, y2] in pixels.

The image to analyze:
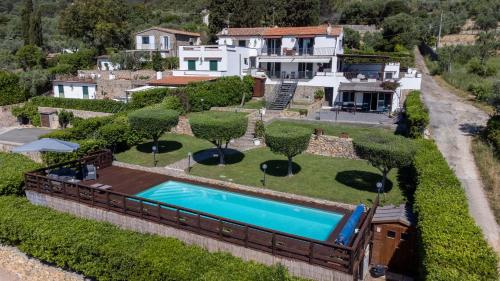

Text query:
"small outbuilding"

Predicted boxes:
[[371, 204, 416, 274]]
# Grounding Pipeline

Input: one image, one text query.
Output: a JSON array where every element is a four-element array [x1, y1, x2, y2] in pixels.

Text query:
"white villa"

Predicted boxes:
[[52, 78, 97, 100], [173, 24, 421, 111]]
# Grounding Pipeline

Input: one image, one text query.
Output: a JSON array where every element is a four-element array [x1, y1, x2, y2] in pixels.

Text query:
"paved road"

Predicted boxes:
[[415, 49, 500, 252]]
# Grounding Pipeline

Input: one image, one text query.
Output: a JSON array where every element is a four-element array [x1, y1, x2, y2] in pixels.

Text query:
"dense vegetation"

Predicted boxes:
[[404, 91, 429, 138], [0, 196, 302, 281], [412, 140, 498, 280], [0, 153, 41, 195], [30, 96, 129, 113]]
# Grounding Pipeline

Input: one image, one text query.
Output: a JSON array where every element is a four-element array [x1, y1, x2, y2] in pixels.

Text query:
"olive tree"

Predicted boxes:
[[265, 124, 311, 177], [353, 132, 415, 192], [128, 107, 179, 166], [189, 111, 247, 165]]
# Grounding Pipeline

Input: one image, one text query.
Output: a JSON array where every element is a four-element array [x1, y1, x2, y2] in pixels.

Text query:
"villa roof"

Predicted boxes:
[[339, 82, 393, 93], [372, 204, 414, 227], [136, 27, 201, 37], [217, 25, 342, 37], [147, 76, 216, 86]]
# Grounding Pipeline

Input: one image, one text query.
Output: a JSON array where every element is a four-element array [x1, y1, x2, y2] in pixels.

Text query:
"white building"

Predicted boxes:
[[134, 27, 201, 58], [52, 78, 97, 99], [173, 24, 421, 112]]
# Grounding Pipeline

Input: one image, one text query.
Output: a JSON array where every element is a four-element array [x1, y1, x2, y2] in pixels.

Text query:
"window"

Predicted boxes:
[[244, 58, 248, 65], [82, 86, 89, 99], [58, 85, 64, 98], [188, 60, 196, 70], [238, 40, 246, 47], [142, 36, 149, 45], [250, 57, 256, 68], [385, 72, 393, 79], [387, 230, 396, 239], [209, 60, 218, 71], [162, 36, 170, 50], [401, 232, 410, 241], [342, 92, 355, 102]]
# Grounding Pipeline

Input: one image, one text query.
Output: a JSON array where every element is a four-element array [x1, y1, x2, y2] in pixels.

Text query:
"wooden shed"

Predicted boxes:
[[370, 204, 416, 274]]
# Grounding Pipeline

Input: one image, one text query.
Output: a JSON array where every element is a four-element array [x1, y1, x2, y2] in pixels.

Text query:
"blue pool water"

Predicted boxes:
[[136, 181, 344, 241]]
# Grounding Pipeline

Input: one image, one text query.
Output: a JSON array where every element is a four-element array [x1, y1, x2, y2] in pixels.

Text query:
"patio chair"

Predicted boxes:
[[84, 164, 97, 181]]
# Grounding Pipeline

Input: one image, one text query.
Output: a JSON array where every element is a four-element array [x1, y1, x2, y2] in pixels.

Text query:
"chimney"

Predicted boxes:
[[326, 22, 332, 35]]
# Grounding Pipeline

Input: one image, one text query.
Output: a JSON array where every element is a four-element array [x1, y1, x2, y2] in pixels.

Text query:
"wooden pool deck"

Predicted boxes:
[[24, 150, 376, 278]]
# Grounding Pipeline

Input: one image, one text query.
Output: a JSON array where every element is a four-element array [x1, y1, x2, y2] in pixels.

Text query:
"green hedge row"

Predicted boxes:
[[404, 91, 429, 138], [0, 71, 28, 106], [130, 76, 253, 112], [31, 96, 129, 113], [413, 140, 498, 280], [0, 153, 41, 195], [0, 196, 302, 281]]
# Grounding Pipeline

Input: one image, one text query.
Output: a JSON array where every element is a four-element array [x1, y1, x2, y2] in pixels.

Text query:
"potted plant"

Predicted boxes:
[[314, 89, 325, 100]]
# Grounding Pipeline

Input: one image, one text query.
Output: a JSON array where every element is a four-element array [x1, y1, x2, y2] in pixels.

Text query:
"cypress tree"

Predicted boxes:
[[21, 0, 33, 45], [29, 9, 43, 47]]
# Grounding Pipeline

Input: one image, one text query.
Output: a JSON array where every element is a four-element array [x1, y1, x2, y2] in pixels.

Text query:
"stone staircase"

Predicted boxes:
[[230, 114, 262, 150]]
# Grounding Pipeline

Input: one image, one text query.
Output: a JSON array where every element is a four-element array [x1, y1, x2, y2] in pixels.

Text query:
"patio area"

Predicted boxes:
[[309, 108, 399, 126]]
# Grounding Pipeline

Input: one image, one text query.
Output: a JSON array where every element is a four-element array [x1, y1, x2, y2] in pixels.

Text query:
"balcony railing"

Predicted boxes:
[[343, 72, 383, 81], [265, 70, 316, 80], [259, 47, 335, 56]]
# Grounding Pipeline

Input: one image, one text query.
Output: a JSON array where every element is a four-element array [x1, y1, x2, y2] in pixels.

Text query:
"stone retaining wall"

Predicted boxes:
[[171, 116, 193, 136], [26, 190, 353, 281], [306, 135, 359, 159]]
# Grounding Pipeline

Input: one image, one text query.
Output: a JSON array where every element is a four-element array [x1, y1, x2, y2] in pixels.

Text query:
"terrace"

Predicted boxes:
[[24, 150, 377, 278]]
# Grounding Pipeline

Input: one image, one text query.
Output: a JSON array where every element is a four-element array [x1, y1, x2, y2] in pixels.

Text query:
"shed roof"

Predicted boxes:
[[372, 204, 414, 226], [136, 27, 201, 37], [339, 82, 393, 93]]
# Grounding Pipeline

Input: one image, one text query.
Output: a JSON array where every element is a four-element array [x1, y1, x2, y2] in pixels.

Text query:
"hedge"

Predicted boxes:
[[0, 71, 28, 106], [413, 140, 498, 280], [485, 115, 500, 154], [31, 96, 129, 113], [0, 196, 302, 281], [0, 153, 41, 195], [404, 91, 429, 138], [130, 88, 171, 109]]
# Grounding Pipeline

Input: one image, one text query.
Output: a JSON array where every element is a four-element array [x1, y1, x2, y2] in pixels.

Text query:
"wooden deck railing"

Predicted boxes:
[[24, 152, 377, 275]]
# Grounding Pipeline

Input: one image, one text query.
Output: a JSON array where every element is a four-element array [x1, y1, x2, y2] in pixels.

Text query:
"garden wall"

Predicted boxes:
[[26, 190, 353, 281], [0, 141, 42, 163], [306, 135, 359, 159], [38, 107, 112, 120]]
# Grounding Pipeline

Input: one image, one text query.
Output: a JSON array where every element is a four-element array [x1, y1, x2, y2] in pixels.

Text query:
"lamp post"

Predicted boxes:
[[152, 145, 158, 167], [187, 152, 192, 173], [261, 164, 268, 186], [200, 98, 205, 111], [376, 181, 385, 200]]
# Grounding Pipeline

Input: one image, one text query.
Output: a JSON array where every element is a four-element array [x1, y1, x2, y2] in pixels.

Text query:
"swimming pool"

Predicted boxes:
[[136, 180, 344, 241]]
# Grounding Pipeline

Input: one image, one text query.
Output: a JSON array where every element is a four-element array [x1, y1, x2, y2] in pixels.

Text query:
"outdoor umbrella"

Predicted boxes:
[[12, 138, 80, 153]]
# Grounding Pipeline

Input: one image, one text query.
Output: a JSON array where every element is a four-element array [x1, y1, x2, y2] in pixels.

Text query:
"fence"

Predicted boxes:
[[24, 150, 376, 277]]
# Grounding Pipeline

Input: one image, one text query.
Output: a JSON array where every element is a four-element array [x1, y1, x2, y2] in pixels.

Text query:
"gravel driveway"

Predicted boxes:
[[415, 49, 500, 252]]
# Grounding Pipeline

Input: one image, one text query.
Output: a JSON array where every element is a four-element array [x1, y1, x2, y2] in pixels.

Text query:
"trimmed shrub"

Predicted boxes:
[[265, 124, 311, 176], [353, 131, 414, 191], [58, 109, 74, 129], [314, 89, 324, 100], [128, 107, 179, 149], [485, 115, 500, 154], [0, 153, 41, 195], [31, 96, 128, 113], [0, 196, 301, 281], [0, 71, 28, 106], [254, 120, 265, 138], [413, 140, 498, 280], [162, 95, 184, 113], [190, 111, 248, 164], [404, 91, 429, 138]]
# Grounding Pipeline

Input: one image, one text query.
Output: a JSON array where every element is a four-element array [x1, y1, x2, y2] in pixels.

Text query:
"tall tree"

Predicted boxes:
[[282, 0, 320, 27], [29, 9, 43, 47], [21, 0, 33, 45]]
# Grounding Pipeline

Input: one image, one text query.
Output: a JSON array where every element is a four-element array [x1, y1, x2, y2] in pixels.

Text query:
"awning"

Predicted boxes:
[[125, 85, 162, 93], [339, 82, 394, 93], [12, 138, 80, 153], [259, 57, 331, 63]]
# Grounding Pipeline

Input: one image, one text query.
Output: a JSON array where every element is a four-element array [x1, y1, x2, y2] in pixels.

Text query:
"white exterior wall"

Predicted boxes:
[[218, 36, 264, 49], [53, 83, 97, 99], [136, 35, 155, 50]]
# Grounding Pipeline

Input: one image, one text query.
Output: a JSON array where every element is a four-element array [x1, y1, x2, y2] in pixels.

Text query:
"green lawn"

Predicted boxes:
[[190, 147, 404, 205], [268, 120, 393, 140], [115, 133, 213, 167]]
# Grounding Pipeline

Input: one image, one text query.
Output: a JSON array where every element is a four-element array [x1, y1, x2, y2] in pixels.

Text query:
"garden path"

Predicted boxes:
[[415, 49, 500, 252]]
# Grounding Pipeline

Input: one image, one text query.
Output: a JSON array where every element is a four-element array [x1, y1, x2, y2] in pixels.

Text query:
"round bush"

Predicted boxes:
[[265, 124, 311, 176], [128, 108, 179, 145], [189, 111, 247, 164]]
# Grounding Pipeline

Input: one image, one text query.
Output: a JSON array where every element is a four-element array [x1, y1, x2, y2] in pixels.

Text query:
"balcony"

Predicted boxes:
[[265, 70, 317, 80], [259, 47, 335, 57], [343, 71, 383, 81]]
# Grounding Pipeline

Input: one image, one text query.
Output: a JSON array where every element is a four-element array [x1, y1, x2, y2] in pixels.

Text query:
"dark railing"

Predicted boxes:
[[260, 47, 335, 56], [343, 72, 383, 80], [24, 151, 377, 275], [265, 71, 315, 80]]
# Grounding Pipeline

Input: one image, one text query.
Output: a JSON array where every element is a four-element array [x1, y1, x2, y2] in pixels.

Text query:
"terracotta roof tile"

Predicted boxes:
[[217, 25, 342, 37], [147, 76, 216, 86]]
